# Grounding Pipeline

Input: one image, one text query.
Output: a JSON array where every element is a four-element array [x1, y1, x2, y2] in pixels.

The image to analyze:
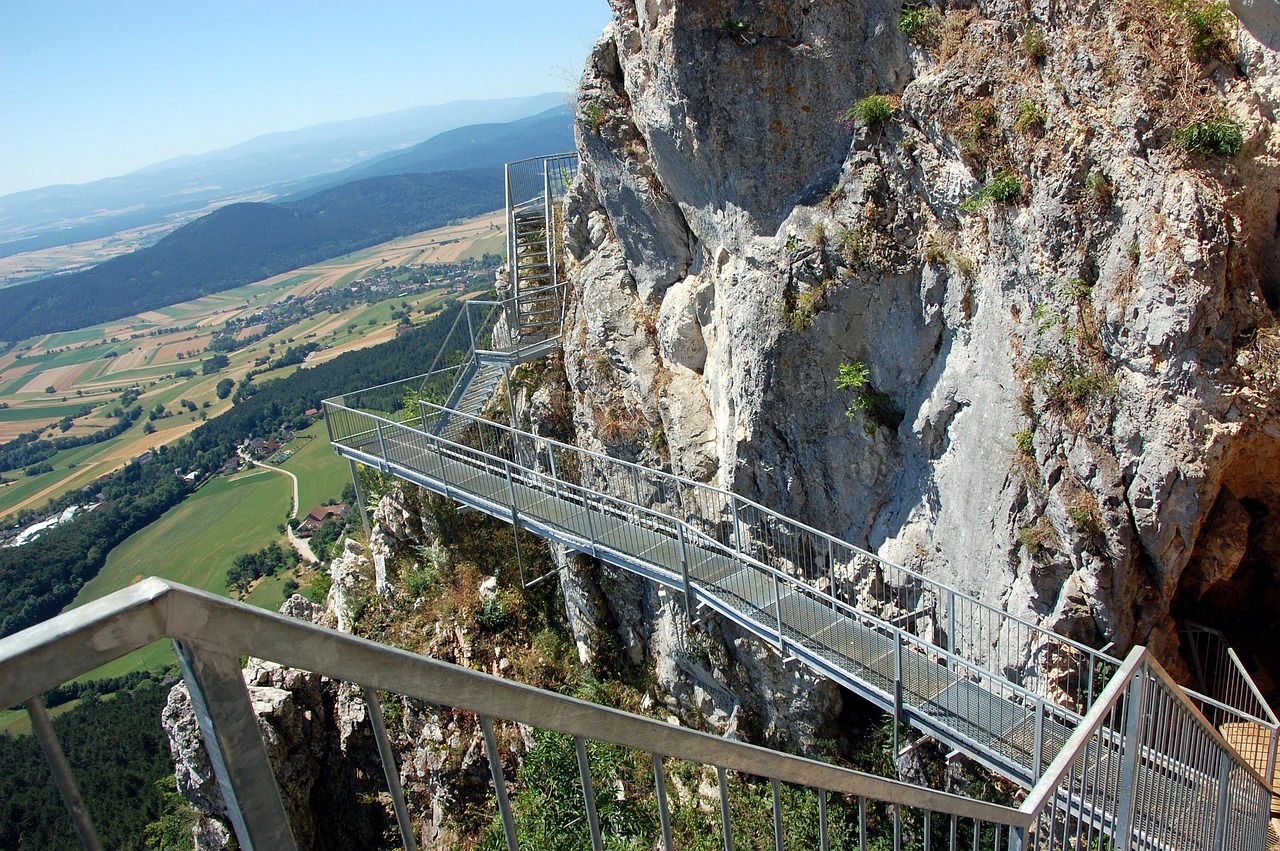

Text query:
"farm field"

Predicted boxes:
[[0, 209, 502, 521], [0, 422, 352, 735]]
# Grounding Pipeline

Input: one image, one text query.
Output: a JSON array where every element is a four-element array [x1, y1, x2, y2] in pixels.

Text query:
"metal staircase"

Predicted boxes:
[[3, 154, 1275, 851], [320, 154, 1279, 849]]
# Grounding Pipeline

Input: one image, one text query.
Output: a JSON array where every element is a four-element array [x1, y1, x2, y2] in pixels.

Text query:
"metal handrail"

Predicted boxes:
[[1019, 646, 1273, 850], [327, 392, 1121, 709], [0, 579, 1032, 851]]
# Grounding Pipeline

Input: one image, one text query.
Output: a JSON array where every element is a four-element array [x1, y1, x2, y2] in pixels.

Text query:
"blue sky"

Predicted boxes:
[[0, 0, 611, 196]]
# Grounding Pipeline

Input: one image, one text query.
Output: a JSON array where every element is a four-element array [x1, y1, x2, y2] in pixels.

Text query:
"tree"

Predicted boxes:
[[215, 378, 234, 399], [202, 353, 230, 375]]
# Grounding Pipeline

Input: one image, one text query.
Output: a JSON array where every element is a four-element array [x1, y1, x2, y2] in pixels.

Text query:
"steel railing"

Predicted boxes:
[[323, 397, 1125, 784], [1180, 622, 1280, 804], [1021, 646, 1274, 850], [0, 579, 1034, 851], [326, 394, 1121, 715]]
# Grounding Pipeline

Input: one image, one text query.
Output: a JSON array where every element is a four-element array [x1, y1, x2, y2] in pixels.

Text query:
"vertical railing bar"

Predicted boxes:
[[574, 737, 604, 851], [1115, 666, 1146, 848], [25, 698, 104, 851], [717, 766, 734, 851], [858, 794, 866, 851], [771, 778, 784, 851], [819, 789, 831, 851], [652, 754, 674, 851], [361, 686, 419, 851], [480, 715, 519, 851], [173, 640, 299, 851]]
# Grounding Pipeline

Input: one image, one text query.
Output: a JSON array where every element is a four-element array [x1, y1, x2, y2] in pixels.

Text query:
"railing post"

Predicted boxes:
[[361, 686, 418, 851], [731, 499, 742, 555], [717, 766, 734, 851], [771, 777, 784, 851], [1267, 725, 1278, 794], [480, 715, 518, 851], [1032, 698, 1045, 779], [773, 572, 786, 654], [25, 698, 103, 851], [893, 631, 904, 757], [375, 420, 388, 465], [1213, 747, 1233, 850], [173, 640, 299, 851], [348, 458, 372, 540], [1115, 668, 1147, 850], [503, 460, 526, 587], [678, 523, 694, 618], [575, 737, 604, 851], [652, 754, 674, 851]]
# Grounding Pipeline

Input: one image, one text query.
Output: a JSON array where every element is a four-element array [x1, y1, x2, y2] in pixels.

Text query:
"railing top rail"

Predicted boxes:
[[327, 395, 1121, 671], [1183, 685, 1279, 730], [1020, 645, 1273, 819], [504, 152, 579, 169], [0, 579, 1031, 827], [1019, 646, 1148, 816], [1180, 621, 1279, 725]]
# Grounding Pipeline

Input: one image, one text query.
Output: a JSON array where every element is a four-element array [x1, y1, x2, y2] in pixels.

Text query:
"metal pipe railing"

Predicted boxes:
[[0, 579, 1032, 851], [1019, 646, 1273, 850], [325, 392, 1122, 719]]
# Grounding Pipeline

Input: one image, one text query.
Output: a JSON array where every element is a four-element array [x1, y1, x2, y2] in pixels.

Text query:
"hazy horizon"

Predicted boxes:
[[0, 0, 610, 196]]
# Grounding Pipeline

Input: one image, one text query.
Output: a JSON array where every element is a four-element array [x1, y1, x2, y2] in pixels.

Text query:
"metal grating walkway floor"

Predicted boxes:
[[337, 425, 1077, 786]]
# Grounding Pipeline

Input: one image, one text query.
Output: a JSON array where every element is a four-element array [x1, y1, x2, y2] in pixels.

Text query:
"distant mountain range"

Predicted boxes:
[[0, 93, 567, 259], [0, 104, 577, 342]]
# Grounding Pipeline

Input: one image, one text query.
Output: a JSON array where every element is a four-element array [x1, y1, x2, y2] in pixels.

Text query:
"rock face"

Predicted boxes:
[[561, 0, 1280, 683], [162, 596, 390, 850]]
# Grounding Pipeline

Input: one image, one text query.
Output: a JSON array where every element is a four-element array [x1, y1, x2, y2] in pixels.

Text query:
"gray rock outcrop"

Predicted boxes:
[[560, 0, 1280, 683]]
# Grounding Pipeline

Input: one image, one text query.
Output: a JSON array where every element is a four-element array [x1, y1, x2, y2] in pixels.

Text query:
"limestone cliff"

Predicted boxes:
[[559, 0, 1280, 685]]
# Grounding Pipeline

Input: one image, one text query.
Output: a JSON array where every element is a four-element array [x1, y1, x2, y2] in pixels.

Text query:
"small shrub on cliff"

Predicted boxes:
[[1014, 100, 1046, 136], [899, 4, 941, 45], [1163, 0, 1233, 58], [841, 95, 895, 130], [959, 172, 1024, 212], [1173, 114, 1244, 156], [1022, 26, 1048, 62], [836, 361, 903, 435]]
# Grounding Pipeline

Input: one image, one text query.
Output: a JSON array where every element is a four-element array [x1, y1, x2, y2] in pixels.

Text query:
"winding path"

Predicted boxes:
[[243, 452, 318, 564]]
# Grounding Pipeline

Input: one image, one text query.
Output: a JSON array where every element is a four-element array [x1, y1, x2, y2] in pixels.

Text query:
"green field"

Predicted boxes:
[[279, 421, 352, 513]]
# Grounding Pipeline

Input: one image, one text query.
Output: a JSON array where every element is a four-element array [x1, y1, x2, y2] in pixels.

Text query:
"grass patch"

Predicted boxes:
[[960, 172, 1024, 212], [1173, 114, 1244, 156]]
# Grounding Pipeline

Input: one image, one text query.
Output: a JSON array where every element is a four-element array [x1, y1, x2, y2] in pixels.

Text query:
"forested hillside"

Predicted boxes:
[[0, 170, 501, 340], [0, 303, 465, 637]]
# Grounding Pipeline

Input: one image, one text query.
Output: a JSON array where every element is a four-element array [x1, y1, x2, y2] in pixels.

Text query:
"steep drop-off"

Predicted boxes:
[[557, 0, 1280, 687]]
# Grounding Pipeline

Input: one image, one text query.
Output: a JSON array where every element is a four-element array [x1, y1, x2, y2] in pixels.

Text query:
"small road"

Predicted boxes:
[[243, 452, 319, 564]]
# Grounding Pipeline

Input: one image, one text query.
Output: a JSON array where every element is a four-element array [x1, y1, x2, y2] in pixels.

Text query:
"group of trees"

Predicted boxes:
[[0, 302, 468, 639], [226, 541, 299, 593], [0, 677, 189, 850], [0, 405, 142, 474]]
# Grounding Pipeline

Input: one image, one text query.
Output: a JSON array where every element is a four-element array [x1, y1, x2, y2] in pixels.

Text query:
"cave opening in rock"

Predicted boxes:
[[1171, 437, 1280, 707]]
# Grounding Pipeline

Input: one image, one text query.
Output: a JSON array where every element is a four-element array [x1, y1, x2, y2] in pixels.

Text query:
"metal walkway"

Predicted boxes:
[[321, 154, 1279, 848], [1, 154, 1275, 851]]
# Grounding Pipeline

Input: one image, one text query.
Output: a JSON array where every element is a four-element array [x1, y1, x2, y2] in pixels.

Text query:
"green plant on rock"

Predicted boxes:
[[836, 361, 903, 435], [581, 103, 608, 136], [720, 16, 755, 43], [899, 4, 942, 45], [1164, 0, 1232, 58], [1083, 170, 1113, 208], [1012, 428, 1035, 456], [841, 94, 895, 130], [1014, 99, 1046, 136], [1022, 26, 1048, 62], [1173, 114, 1243, 156], [959, 172, 1023, 212]]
